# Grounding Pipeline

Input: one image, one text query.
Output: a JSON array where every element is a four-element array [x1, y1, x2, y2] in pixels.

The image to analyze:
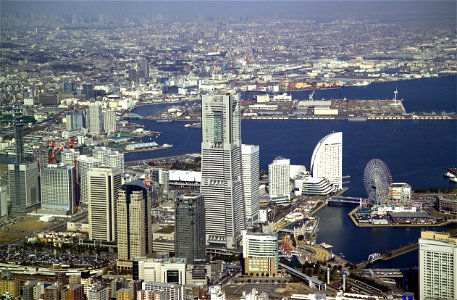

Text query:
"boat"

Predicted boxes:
[[184, 122, 202, 128], [156, 119, 172, 123], [353, 80, 371, 86], [450, 177, 457, 183], [444, 168, 456, 178], [348, 117, 367, 122]]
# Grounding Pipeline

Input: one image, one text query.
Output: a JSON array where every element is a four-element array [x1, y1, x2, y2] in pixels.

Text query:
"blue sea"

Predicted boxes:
[[129, 76, 457, 266]]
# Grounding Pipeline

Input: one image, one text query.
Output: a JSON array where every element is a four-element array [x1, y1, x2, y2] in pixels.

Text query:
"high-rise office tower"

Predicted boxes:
[[242, 231, 278, 277], [241, 144, 260, 227], [82, 83, 94, 100], [419, 231, 457, 300], [310, 132, 343, 189], [141, 58, 149, 80], [77, 155, 101, 204], [268, 157, 290, 200], [8, 162, 40, 216], [88, 167, 122, 241], [117, 180, 152, 261], [175, 193, 206, 262], [103, 110, 117, 134], [40, 164, 76, 213], [66, 111, 85, 131], [93, 147, 124, 173], [200, 93, 245, 250], [88, 104, 102, 135]]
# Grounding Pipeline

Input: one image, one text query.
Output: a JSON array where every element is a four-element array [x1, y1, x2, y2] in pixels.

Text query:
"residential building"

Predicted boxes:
[[419, 231, 457, 300], [93, 147, 124, 172], [242, 144, 260, 226], [142, 282, 184, 300], [66, 110, 85, 131], [103, 110, 117, 134], [61, 149, 79, 167], [87, 285, 109, 300], [88, 167, 122, 241], [175, 193, 206, 262], [200, 93, 245, 250], [88, 103, 102, 135], [0, 279, 20, 298]]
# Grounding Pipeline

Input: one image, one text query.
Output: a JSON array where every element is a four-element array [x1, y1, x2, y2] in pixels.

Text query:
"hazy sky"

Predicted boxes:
[[1, 1, 456, 23]]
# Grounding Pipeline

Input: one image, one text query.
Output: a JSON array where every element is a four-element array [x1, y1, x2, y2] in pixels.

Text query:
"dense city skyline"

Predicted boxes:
[[0, 1, 455, 299]]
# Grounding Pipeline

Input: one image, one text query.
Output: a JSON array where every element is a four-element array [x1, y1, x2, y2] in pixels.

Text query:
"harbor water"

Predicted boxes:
[[129, 76, 457, 268]]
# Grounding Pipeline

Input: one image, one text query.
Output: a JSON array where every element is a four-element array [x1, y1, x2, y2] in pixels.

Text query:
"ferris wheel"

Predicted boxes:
[[363, 159, 393, 205]]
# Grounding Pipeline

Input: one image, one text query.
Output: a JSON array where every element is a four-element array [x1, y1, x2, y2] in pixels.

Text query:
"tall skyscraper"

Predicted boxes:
[[77, 155, 101, 204], [8, 162, 40, 216], [103, 110, 117, 134], [66, 111, 85, 131], [268, 157, 290, 200], [241, 144, 260, 227], [88, 167, 122, 241], [419, 231, 457, 300], [88, 104, 102, 135], [40, 164, 76, 213], [200, 93, 245, 250], [117, 180, 152, 261], [310, 132, 343, 189], [175, 193, 206, 262], [141, 58, 149, 80]]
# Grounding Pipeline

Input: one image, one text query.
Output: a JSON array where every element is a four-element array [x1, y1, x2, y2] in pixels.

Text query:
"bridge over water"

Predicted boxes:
[[356, 242, 418, 269], [327, 196, 363, 205]]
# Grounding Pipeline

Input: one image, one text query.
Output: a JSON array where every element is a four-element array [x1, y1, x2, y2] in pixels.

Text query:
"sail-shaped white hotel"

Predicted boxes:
[[310, 132, 343, 190]]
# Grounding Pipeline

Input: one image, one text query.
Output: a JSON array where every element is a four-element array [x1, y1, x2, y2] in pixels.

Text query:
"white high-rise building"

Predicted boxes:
[[77, 155, 101, 204], [268, 157, 290, 200], [61, 148, 79, 167], [93, 147, 124, 172], [40, 164, 76, 213], [419, 231, 457, 300], [103, 110, 117, 134], [88, 167, 122, 241], [200, 93, 245, 250], [310, 132, 342, 189], [241, 144, 260, 227], [88, 103, 102, 135]]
